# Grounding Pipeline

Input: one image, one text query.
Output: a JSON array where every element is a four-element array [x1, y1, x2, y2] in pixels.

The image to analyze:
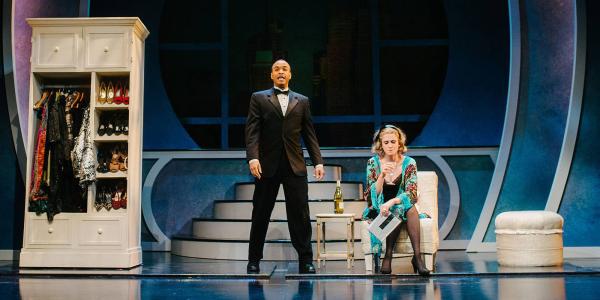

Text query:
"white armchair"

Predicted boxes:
[[360, 171, 439, 271]]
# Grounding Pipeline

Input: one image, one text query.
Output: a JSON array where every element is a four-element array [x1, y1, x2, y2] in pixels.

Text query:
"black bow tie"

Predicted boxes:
[[274, 89, 289, 96]]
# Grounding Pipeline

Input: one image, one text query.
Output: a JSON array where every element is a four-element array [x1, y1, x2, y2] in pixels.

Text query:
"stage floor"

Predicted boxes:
[[1, 251, 600, 299]]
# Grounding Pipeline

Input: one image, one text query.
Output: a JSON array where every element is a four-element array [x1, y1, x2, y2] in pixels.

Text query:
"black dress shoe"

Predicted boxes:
[[247, 261, 260, 274], [299, 262, 316, 274]]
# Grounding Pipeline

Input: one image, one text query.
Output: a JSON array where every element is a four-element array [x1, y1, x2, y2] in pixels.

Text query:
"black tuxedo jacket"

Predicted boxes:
[[245, 88, 323, 177]]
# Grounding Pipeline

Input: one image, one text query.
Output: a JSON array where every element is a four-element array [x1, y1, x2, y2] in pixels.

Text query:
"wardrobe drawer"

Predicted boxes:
[[84, 27, 130, 69], [28, 218, 71, 245], [32, 28, 81, 69], [78, 219, 123, 246]]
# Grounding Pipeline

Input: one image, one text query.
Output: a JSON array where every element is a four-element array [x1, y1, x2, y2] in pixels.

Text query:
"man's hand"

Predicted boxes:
[[249, 159, 262, 179], [314, 164, 325, 181]]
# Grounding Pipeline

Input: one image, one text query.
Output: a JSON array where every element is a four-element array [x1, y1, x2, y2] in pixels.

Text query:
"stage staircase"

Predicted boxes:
[[171, 165, 368, 260]]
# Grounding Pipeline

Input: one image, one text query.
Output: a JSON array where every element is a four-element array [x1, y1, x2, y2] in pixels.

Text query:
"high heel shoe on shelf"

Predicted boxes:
[[95, 187, 105, 211], [106, 82, 115, 104], [123, 85, 130, 105], [411, 255, 431, 276], [119, 152, 128, 172], [96, 154, 109, 173], [114, 82, 123, 105], [105, 119, 115, 136], [109, 153, 120, 173], [112, 190, 122, 210], [114, 117, 122, 136], [121, 192, 127, 209], [97, 120, 107, 136], [98, 82, 107, 104]]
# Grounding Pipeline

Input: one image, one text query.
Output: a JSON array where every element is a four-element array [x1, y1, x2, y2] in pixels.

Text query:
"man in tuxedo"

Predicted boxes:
[[245, 59, 325, 274]]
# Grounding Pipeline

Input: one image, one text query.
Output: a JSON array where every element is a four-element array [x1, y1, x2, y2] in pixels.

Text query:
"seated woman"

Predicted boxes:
[[363, 125, 430, 275]]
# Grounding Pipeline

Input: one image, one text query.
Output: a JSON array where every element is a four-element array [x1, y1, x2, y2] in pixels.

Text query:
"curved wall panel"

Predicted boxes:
[[412, 0, 509, 147], [559, 0, 600, 247], [444, 156, 494, 241], [481, 0, 575, 242]]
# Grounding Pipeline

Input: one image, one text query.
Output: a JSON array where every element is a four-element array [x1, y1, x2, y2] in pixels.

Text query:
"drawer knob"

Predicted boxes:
[[104, 47, 109, 53], [98, 228, 103, 235], [53, 46, 59, 53], [48, 228, 54, 234]]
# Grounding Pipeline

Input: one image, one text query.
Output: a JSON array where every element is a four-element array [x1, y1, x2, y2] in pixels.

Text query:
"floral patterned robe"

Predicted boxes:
[[362, 155, 426, 255]]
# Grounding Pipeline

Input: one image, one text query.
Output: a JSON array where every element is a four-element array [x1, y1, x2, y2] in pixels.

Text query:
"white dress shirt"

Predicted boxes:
[[274, 86, 289, 116]]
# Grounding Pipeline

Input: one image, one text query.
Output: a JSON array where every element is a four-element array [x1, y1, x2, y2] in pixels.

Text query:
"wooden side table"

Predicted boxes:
[[315, 213, 355, 269]]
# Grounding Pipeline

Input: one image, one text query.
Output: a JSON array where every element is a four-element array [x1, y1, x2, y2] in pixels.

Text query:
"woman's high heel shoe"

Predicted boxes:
[[123, 85, 129, 105], [120, 191, 127, 209], [114, 82, 123, 104], [119, 155, 128, 172], [98, 82, 107, 104], [112, 191, 121, 210], [106, 82, 115, 104], [411, 255, 431, 276], [109, 153, 120, 173], [380, 256, 392, 274]]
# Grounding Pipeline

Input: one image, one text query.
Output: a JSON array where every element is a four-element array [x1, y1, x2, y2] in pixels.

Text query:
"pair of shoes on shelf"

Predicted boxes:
[[97, 118, 114, 136], [114, 112, 129, 136], [98, 81, 116, 104], [94, 181, 127, 211], [97, 111, 128, 137], [111, 188, 127, 209], [96, 143, 128, 174], [109, 151, 128, 173], [113, 82, 130, 105]]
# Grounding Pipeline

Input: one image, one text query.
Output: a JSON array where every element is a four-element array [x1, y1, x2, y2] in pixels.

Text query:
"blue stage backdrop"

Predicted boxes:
[[2, 0, 600, 253], [559, 0, 600, 247], [483, 0, 575, 242]]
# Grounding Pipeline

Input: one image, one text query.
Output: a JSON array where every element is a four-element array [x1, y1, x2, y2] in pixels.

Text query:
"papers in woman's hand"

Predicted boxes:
[[367, 213, 402, 241]]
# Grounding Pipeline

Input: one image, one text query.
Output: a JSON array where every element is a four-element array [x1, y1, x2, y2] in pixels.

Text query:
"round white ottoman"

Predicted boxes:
[[495, 211, 564, 267]]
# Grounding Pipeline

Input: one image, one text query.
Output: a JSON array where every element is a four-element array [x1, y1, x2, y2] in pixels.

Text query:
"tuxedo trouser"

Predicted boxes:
[[248, 152, 312, 263]]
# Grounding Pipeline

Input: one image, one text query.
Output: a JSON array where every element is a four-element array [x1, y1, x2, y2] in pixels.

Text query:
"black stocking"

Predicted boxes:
[[380, 222, 401, 273], [406, 206, 422, 258]]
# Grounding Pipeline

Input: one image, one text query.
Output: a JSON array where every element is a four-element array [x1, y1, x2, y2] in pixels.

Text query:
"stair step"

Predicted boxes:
[[171, 235, 364, 260], [235, 181, 364, 201], [192, 218, 362, 240], [213, 199, 367, 220]]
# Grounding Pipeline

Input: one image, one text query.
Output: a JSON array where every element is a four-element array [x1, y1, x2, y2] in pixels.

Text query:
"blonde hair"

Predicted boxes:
[[371, 125, 407, 156]]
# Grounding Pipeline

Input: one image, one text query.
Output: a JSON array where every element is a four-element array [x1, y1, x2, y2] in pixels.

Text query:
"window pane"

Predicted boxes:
[[160, 50, 221, 117], [379, 0, 448, 39], [159, 1, 221, 43], [183, 125, 221, 149], [315, 123, 374, 147], [228, 0, 372, 117], [228, 124, 246, 149], [380, 46, 448, 115]]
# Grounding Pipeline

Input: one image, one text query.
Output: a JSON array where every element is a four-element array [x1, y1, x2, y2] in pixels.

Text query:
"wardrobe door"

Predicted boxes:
[[31, 27, 82, 70], [84, 26, 131, 69]]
